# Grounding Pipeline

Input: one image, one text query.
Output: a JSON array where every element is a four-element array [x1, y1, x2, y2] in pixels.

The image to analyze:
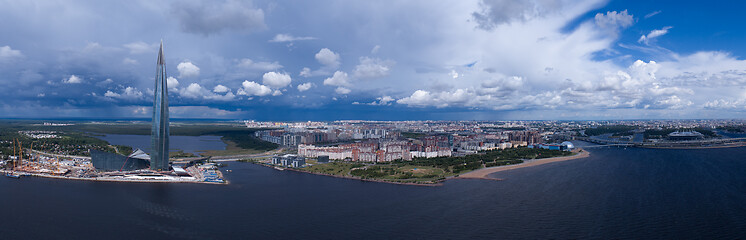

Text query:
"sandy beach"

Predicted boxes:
[[455, 149, 591, 180]]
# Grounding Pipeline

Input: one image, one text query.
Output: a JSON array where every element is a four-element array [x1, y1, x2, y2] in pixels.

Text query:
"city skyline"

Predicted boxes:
[[0, 1, 746, 120]]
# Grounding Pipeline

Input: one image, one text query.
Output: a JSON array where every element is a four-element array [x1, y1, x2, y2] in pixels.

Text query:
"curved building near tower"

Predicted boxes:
[[90, 149, 150, 171]]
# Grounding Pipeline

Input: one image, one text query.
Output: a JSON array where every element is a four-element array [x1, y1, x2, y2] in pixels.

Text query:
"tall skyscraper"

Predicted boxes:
[[150, 41, 170, 171]]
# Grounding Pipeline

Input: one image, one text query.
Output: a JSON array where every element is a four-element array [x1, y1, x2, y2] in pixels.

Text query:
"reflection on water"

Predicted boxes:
[[93, 134, 227, 156]]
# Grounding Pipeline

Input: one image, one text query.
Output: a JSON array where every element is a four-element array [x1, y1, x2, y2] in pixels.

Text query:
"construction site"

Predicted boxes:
[[1, 138, 225, 184]]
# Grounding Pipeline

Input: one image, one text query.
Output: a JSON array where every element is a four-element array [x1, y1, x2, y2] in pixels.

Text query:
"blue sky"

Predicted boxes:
[[0, 0, 745, 120]]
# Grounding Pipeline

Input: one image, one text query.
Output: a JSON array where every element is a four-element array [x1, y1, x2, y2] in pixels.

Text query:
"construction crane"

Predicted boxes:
[[12, 138, 16, 169], [16, 139, 23, 169]]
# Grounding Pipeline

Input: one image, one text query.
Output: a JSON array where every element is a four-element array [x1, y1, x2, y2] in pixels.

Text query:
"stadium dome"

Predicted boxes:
[[560, 141, 575, 149]]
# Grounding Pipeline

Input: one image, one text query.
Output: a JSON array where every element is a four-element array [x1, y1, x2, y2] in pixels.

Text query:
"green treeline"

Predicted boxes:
[[584, 125, 636, 136], [716, 126, 744, 133], [394, 147, 572, 174], [205, 130, 279, 151]]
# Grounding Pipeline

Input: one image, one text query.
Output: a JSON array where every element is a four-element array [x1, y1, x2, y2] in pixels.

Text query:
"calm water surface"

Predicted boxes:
[[1, 142, 745, 239], [94, 134, 227, 156]]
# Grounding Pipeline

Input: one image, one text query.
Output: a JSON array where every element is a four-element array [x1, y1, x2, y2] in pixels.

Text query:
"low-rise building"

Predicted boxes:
[[271, 154, 306, 168]]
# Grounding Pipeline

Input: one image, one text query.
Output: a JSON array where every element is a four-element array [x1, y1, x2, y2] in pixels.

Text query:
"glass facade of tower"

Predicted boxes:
[[151, 42, 170, 171]]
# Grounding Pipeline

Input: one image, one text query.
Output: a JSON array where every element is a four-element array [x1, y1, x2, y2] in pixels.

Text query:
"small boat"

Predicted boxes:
[[273, 166, 285, 171], [5, 173, 21, 179]]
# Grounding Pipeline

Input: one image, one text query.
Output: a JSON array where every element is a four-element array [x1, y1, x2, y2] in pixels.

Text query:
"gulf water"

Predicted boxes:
[[1, 142, 745, 239]]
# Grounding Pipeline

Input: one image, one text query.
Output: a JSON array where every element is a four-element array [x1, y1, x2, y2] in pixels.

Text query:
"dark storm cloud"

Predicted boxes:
[[171, 0, 266, 36]]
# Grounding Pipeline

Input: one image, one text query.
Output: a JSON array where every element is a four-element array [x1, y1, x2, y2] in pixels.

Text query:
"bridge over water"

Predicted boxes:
[[576, 137, 746, 148]]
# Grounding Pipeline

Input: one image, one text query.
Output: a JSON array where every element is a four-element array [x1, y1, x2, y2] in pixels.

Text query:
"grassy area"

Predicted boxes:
[[350, 165, 446, 182], [169, 150, 197, 158], [112, 145, 133, 155], [208, 130, 278, 151], [717, 126, 745, 133], [303, 162, 365, 176], [197, 140, 265, 157], [584, 125, 636, 136]]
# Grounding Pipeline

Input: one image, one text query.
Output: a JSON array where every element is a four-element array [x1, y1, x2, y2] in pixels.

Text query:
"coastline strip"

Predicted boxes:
[[455, 149, 591, 180], [252, 162, 443, 186], [0, 170, 227, 185]]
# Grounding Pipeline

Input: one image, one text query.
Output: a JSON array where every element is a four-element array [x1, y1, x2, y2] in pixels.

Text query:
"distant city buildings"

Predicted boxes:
[[42, 122, 74, 126], [298, 142, 413, 162], [240, 119, 746, 163], [256, 126, 396, 146], [246, 120, 553, 162], [19, 131, 60, 139], [271, 154, 306, 168]]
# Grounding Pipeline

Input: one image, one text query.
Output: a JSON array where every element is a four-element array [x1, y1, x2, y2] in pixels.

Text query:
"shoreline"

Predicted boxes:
[[251, 162, 442, 186], [1, 170, 227, 185], [454, 149, 591, 180], [250, 150, 592, 186]]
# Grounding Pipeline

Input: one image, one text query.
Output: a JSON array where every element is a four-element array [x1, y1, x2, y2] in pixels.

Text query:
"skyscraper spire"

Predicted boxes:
[[151, 41, 170, 171]]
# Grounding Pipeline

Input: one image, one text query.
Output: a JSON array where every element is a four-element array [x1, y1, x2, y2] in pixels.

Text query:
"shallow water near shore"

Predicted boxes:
[[1, 141, 746, 239]]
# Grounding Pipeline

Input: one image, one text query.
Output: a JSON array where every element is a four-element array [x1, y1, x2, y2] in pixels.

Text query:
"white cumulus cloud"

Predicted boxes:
[[397, 90, 434, 107], [335, 87, 351, 94], [64, 75, 82, 84], [104, 87, 143, 100], [177, 61, 200, 78], [237, 58, 282, 71], [315, 48, 340, 67], [371, 45, 381, 54], [239, 81, 272, 96], [0, 45, 22, 59], [262, 72, 292, 89], [353, 57, 394, 79], [213, 84, 230, 93], [297, 82, 313, 92], [123, 41, 157, 54], [639, 26, 673, 45], [369, 96, 395, 105], [299, 67, 312, 77], [180, 83, 205, 98], [449, 70, 459, 79], [167, 77, 180, 89], [594, 10, 634, 32], [269, 34, 316, 42], [323, 71, 350, 87], [178, 83, 235, 101]]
